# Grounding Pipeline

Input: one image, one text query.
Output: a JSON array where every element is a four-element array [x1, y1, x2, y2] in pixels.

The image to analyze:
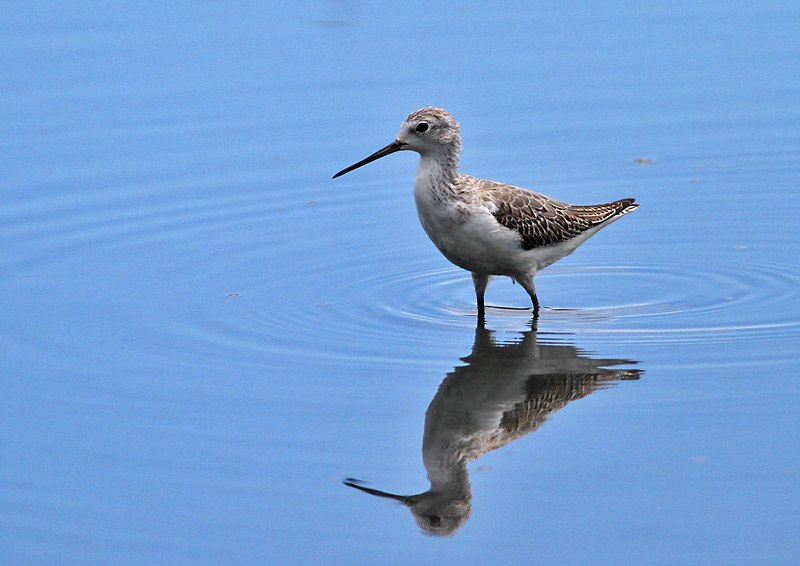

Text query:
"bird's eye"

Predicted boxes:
[[428, 515, 441, 525], [416, 122, 429, 133]]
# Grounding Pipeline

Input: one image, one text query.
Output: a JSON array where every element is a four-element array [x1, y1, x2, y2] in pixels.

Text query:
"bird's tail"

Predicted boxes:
[[569, 198, 638, 225]]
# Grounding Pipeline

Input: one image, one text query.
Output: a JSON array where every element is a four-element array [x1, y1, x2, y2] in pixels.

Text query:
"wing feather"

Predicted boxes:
[[473, 178, 637, 250]]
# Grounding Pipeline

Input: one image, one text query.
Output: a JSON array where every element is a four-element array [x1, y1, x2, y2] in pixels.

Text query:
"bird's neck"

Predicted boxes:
[[414, 149, 460, 197]]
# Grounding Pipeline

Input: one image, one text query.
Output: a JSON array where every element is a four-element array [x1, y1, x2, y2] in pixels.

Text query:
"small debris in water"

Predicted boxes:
[[227, 293, 240, 297], [632, 158, 654, 165]]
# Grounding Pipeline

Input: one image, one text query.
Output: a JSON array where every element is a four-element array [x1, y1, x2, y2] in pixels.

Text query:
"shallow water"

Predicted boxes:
[[2, 2, 799, 564]]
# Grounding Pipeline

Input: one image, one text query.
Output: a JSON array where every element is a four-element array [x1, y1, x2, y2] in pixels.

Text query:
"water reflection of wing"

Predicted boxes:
[[346, 320, 641, 536], [436, 324, 641, 461]]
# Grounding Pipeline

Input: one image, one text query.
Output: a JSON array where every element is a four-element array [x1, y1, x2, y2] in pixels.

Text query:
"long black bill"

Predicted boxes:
[[332, 139, 407, 179], [343, 479, 412, 504]]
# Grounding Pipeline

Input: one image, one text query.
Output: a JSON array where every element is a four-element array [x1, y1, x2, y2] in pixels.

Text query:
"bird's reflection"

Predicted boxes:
[[345, 318, 641, 536]]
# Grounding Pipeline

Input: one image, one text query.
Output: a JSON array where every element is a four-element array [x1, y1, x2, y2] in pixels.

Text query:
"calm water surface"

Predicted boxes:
[[2, 2, 799, 564]]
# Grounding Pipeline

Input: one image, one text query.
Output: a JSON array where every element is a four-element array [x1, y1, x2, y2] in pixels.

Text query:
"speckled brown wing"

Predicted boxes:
[[499, 370, 640, 440], [481, 179, 638, 250]]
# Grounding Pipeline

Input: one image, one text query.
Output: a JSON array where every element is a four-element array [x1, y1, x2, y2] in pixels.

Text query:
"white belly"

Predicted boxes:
[[414, 192, 527, 275]]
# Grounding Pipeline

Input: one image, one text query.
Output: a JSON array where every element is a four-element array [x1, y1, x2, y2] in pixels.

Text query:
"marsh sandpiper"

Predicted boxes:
[[333, 107, 638, 318]]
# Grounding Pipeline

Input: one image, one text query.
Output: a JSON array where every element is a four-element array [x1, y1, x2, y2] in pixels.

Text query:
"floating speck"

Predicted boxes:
[[633, 158, 654, 165]]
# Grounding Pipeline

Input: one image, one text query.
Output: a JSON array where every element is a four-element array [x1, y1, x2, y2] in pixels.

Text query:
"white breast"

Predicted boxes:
[[414, 180, 526, 275]]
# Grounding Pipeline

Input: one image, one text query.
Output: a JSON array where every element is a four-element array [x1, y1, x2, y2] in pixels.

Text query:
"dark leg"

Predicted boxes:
[[477, 305, 486, 327], [472, 273, 490, 319], [518, 274, 540, 317]]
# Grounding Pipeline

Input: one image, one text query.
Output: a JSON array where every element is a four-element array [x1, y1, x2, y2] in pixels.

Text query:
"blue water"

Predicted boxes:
[[2, 2, 799, 564]]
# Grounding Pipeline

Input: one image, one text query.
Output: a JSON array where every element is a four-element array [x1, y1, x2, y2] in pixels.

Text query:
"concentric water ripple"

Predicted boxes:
[[262, 244, 800, 352], [6, 171, 800, 369]]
